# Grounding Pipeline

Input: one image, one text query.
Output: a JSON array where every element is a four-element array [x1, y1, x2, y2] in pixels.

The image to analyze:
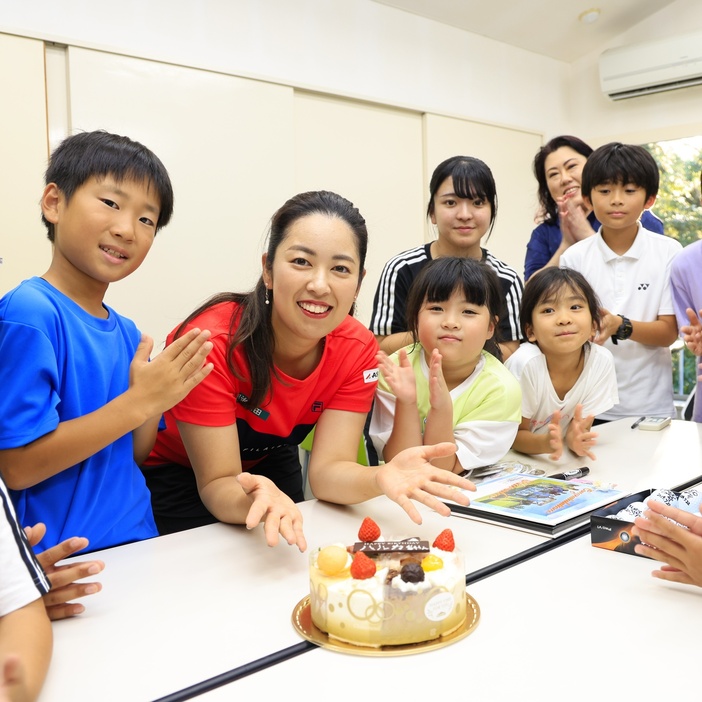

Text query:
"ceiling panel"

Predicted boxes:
[[371, 0, 677, 61]]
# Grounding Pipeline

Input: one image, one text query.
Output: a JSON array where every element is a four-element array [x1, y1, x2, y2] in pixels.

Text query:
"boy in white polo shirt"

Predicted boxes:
[[561, 142, 681, 422]]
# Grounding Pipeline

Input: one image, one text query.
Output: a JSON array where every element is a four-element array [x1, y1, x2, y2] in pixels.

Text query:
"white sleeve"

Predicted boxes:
[[506, 346, 541, 420], [0, 482, 50, 617], [579, 347, 619, 418], [517, 366, 541, 421], [453, 420, 519, 470], [504, 349, 525, 379], [450, 358, 522, 469], [560, 241, 583, 271]]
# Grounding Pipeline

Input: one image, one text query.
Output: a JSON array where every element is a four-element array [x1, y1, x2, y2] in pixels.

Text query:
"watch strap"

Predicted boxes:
[[611, 315, 633, 345]]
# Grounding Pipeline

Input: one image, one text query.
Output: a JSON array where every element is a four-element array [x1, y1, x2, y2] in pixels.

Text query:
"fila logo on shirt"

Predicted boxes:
[[364, 368, 379, 383], [638, 283, 650, 290], [311, 401, 324, 413]]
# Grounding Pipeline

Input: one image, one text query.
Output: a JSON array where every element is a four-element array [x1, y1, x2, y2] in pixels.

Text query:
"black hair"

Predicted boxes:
[[533, 135, 593, 225], [176, 190, 368, 409], [519, 267, 601, 340], [426, 156, 498, 239], [405, 257, 503, 360], [580, 142, 659, 202], [42, 130, 174, 241]]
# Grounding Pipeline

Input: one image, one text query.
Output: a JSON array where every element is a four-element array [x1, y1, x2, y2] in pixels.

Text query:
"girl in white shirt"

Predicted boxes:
[[506, 267, 618, 461]]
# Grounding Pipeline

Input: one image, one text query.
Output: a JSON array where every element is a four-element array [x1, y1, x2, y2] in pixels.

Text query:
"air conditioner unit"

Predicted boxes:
[[599, 31, 702, 101]]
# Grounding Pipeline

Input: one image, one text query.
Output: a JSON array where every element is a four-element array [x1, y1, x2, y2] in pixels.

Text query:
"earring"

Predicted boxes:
[[265, 288, 270, 305]]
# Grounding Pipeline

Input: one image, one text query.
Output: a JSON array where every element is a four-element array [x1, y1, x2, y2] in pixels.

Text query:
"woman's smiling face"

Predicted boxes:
[[263, 213, 362, 346], [544, 146, 589, 205]]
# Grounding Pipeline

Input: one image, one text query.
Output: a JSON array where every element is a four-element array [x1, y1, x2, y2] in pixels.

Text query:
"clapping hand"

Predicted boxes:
[[428, 349, 452, 414], [558, 192, 595, 246], [545, 410, 564, 461], [377, 349, 417, 406], [565, 404, 597, 461], [681, 307, 702, 357]]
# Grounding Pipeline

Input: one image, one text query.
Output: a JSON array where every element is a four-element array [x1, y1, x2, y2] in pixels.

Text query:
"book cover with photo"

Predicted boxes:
[[447, 474, 625, 537]]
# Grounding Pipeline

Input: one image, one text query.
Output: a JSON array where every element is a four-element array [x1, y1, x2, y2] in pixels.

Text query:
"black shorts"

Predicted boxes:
[[141, 443, 304, 535]]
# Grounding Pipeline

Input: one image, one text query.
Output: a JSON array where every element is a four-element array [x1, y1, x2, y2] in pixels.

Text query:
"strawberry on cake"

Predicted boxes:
[[309, 518, 466, 647]]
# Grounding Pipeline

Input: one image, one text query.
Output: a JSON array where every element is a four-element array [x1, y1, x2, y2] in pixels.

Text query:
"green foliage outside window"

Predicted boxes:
[[643, 139, 702, 402], [644, 141, 702, 248], [672, 345, 698, 398]]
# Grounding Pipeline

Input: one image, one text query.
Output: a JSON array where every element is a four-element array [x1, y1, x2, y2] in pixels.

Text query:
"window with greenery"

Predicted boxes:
[[644, 137, 702, 404]]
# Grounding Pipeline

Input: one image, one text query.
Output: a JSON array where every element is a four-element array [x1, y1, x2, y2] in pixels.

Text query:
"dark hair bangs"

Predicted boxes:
[[520, 266, 601, 338], [409, 257, 499, 320], [77, 149, 173, 228], [45, 131, 174, 232], [450, 168, 490, 203], [581, 142, 659, 200], [423, 270, 490, 309]]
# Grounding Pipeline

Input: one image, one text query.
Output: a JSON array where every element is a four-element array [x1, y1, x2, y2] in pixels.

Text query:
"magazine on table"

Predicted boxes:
[[446, 473, 625, 537]]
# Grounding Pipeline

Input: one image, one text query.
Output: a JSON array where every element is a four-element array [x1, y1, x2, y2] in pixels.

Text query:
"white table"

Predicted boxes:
[[39, 496, 544, 702], [446, 418, 702, 549], [213, 533, 702, 701], [497, 417, 702, 493], [39, 418, 702, 701]]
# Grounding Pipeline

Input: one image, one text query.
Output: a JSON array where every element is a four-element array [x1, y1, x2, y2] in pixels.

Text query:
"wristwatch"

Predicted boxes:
[[611, 315, 633, 345]]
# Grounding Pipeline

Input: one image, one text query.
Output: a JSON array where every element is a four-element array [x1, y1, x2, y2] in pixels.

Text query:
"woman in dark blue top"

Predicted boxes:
[[524, 135, 663, 281]]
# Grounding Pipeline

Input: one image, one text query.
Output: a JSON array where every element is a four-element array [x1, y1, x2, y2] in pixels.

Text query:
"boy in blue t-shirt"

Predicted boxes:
[[0, 131, 213, 553]]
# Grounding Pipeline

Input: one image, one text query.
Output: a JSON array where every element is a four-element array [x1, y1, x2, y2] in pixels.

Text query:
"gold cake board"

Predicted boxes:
[[292, 593, 480, 657]]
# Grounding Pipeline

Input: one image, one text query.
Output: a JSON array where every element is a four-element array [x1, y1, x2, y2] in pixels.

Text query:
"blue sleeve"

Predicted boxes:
[[641, 209, 664, 234], [0, 320, 61, 449], [525, 223, 556, 281]]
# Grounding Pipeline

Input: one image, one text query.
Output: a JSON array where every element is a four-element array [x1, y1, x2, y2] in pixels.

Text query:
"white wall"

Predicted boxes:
[[3, 0, 702, 148], [0, 34, 50, 290], [0, 0, 571, 137], [64, 47, 298, 344]]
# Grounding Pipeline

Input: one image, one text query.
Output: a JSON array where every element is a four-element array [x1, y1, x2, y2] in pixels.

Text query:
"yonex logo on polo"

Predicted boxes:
[[364, 368, 379, 383]]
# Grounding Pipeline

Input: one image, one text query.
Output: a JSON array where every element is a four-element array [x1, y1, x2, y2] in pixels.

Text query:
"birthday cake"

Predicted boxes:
[[309, 518, 466, 647]]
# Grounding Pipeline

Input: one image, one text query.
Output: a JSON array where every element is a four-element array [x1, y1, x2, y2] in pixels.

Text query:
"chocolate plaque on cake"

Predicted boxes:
[[308, 519, 466, 648], [353, 538, 430, 554]]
